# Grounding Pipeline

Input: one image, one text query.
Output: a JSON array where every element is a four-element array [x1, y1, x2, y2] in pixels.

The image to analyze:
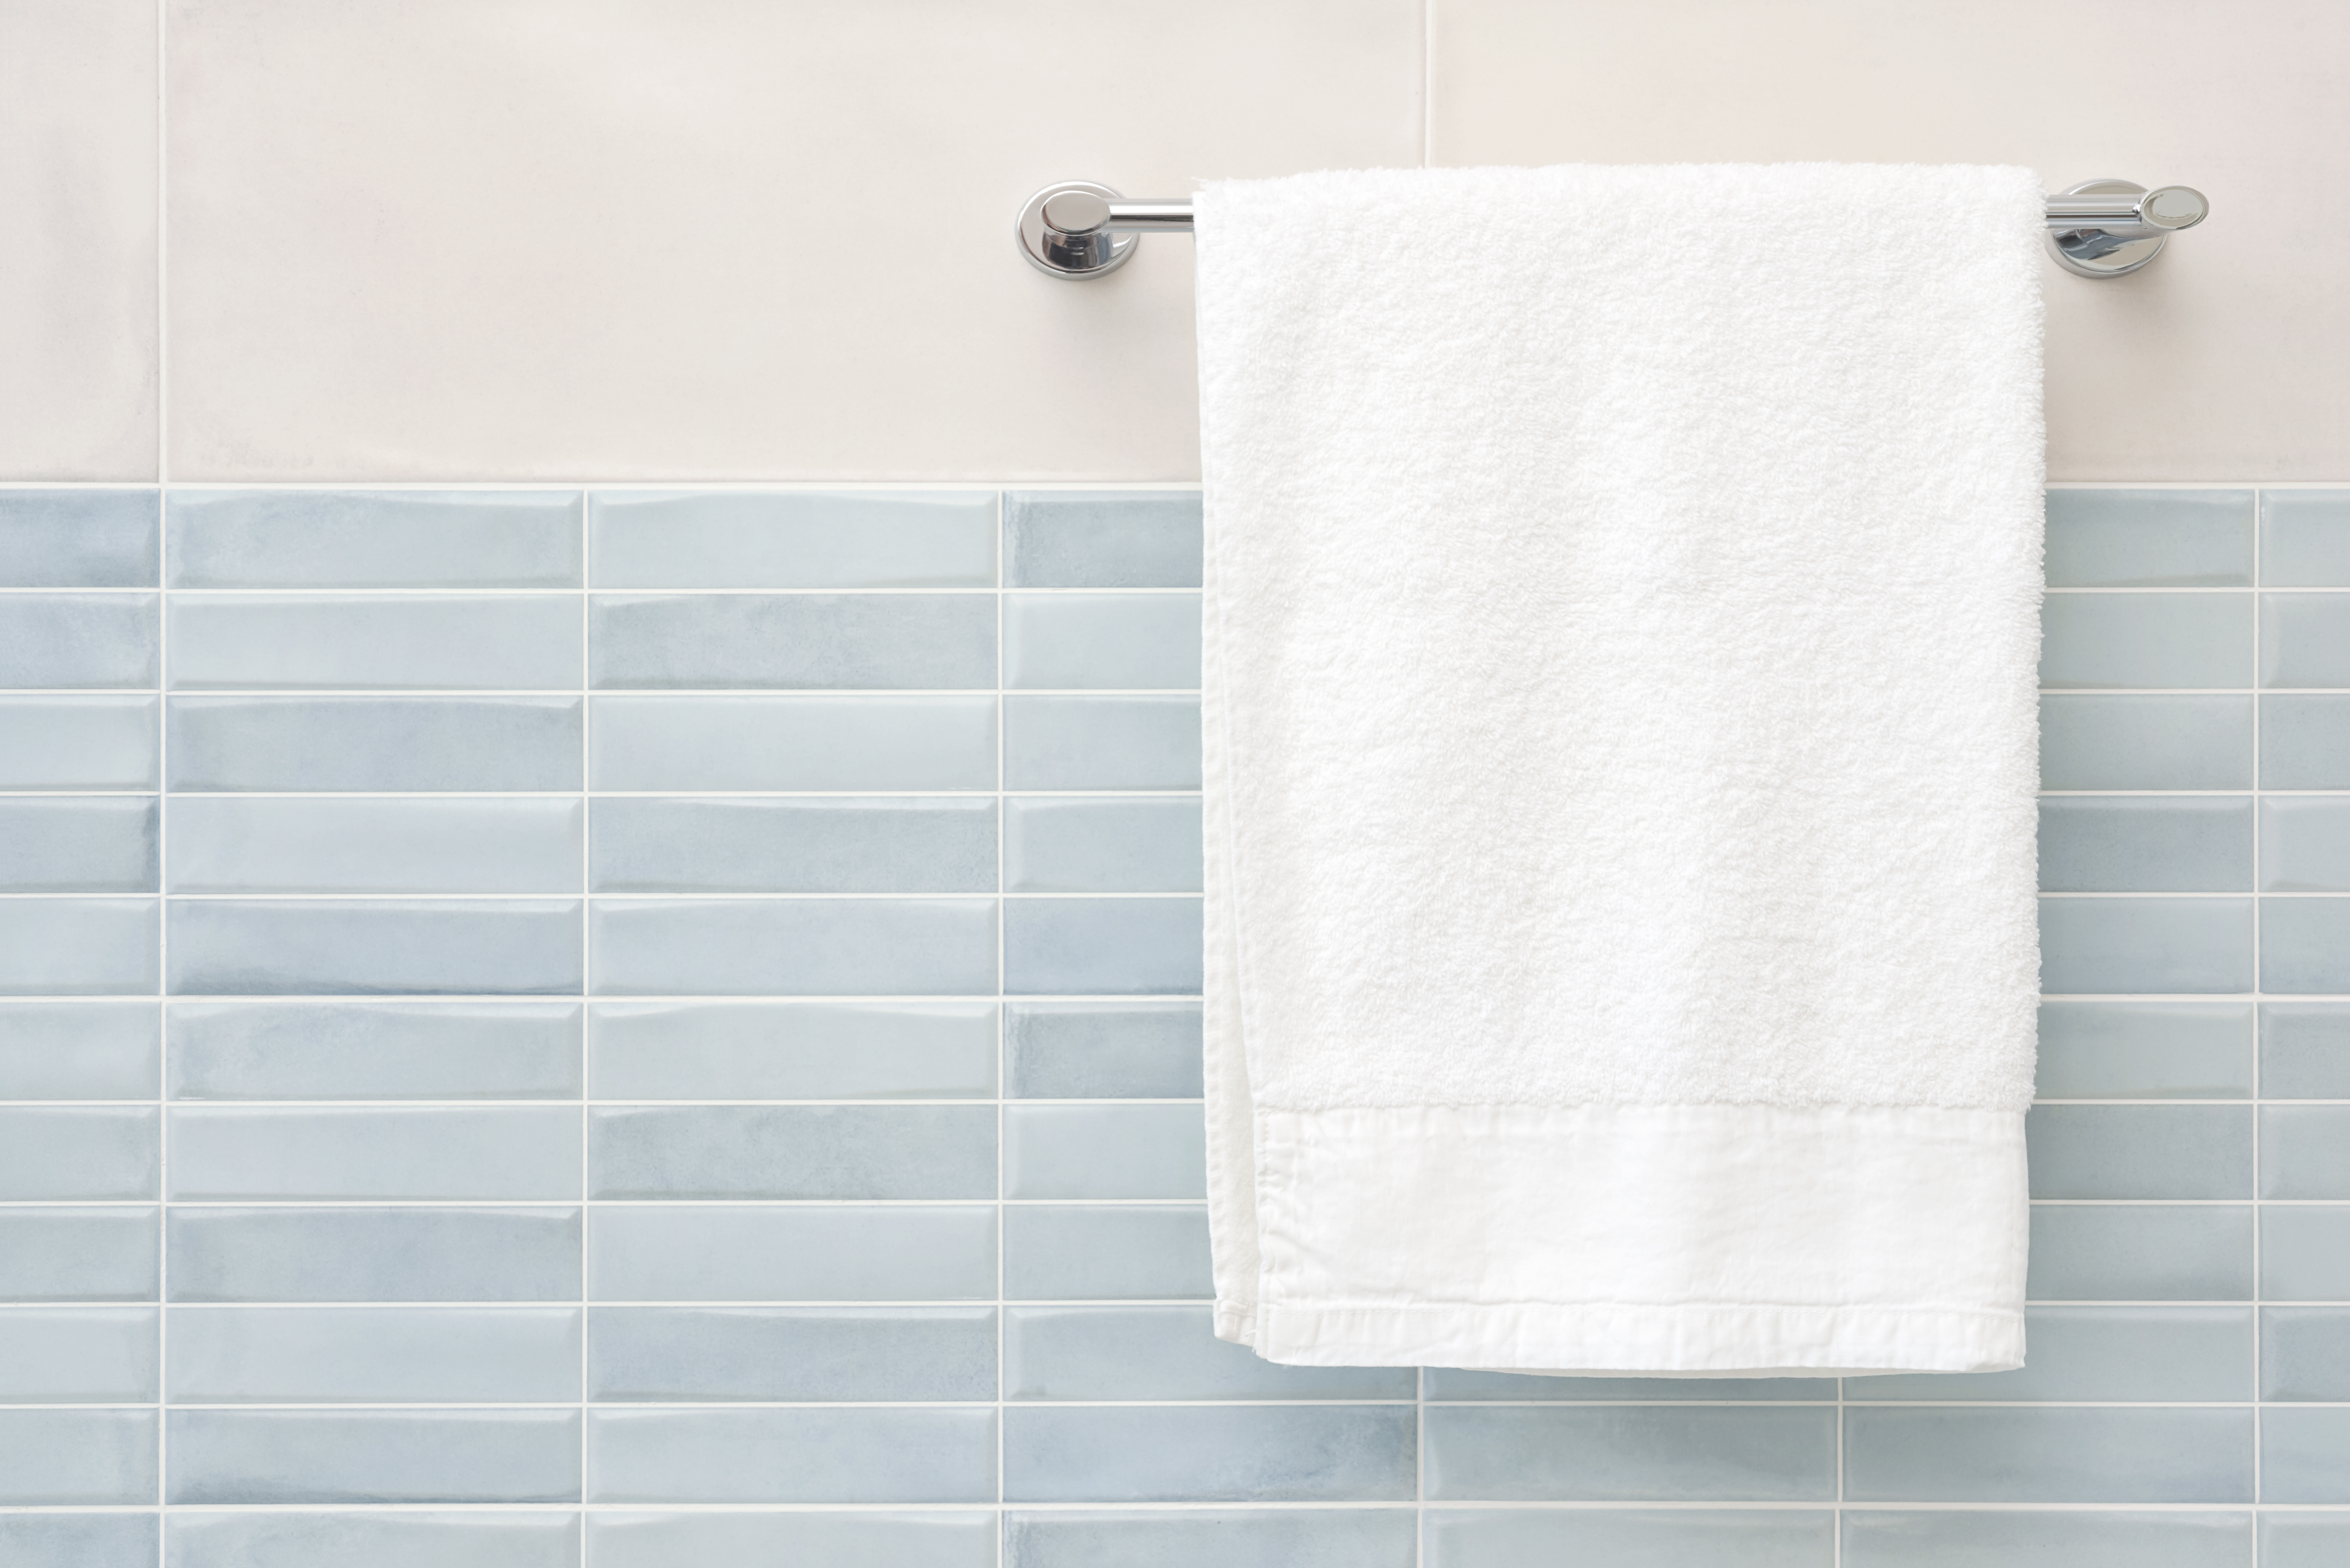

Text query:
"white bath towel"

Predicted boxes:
[[1194, 163, 2044, 1375]]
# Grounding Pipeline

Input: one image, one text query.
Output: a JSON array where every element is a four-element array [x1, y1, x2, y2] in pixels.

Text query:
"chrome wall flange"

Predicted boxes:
[[2045, 178, 2209, 278], [1016, 181, 1139, 279]]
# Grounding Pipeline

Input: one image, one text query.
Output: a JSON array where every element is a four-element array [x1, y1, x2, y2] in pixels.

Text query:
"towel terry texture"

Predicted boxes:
[[1194, 163, 2045, 1376]]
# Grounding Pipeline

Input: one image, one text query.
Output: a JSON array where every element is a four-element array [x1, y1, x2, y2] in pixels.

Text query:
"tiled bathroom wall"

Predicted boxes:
[[2, 483, 2347, 1566]]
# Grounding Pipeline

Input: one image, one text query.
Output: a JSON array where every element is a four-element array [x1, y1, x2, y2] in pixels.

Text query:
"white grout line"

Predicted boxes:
[[152, 0, 167, 1543], [2251, 487, 2265, 1520]]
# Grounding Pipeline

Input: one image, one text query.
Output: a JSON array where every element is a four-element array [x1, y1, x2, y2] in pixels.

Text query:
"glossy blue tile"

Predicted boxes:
[[167, 696, 582, 792], [2263, 1003, 2350, 1097], [587, 1407, 994, 1503], [0, 797, 155, 893], [1004, 696, 1201, 789], [0, 1207, 157, 1301], [1006, 797, 1203, 893], [2263, 1408, 2350, 1502], [2262, 695, 2350, 788], [2043, 489, 2253, 587], [588, 1205, 995, 1302], [2264, 1307, 2350, 1399], [168, 1000, 581, 1100], [2262, 490, 2350, 586], [591, 1511, 995, 1568], [589, 490, 993, 588], [2026, 1204, 2252, 1301], [2033, 1002, 2252, 1098], [1421, 1369, 1835, 1401], [2264, 1106, 2350, 1198], [168, 1307, 580, 1403], [2264, 1513, 2350, 1568], [167, 1511, 581, 1568], [0, 1514, 156, 1568], [588, 1306, 994, 1401], [1002, 1205, 1213, 1300], [1006, 1000, 1203, 1098], [0, 898, 157, 995], [2039, 695, 2251, 789], [0, 1106, 156, 1199], [590, 595, 993, 690], [2264, 1207, 2350, 1300], [2039, 593, 2250, 689], [1849, 1306, 2250, 1401], [591, 797, 993, 894], [1005, 1406, 1415, 1503], [1424, 1406, 1834, 1502], [1005, 1104, 1205, 1198], [1007, 1306, 1413, 1400], [0, 1306, 156, 1401], [587, 1001, 993, 1100], [169, 797, 580, 894], [0, 594, 157, 688], [2261, 799, 2350, 891], [0, 1409, 155, 1503], [588, 695, 995, 791], [588, 1106, 994, 1200], [1009, 1510, 1415, 1568], [167, 489, 583, 588], [0, 695, 157, 788], [2037, 797, 2250, 892], [1004, 491, 1203, 589], [166, 899, 583, 996], [1005, 897, 1202, 995], [1842, 1408, 2252, 1502], [1428, 1508, 1834, 1568], [589, 898, 992, 997], [166, 1206, 580, 1302], [2262, 593, 2350, 687], [166, 1409, 581, 1504], [2027, 1106, 2253, 1198], [0, 490, 157, 587], [168, 595, 580, 691], [2037, 897, 2253, 993], [166, 1106, 579, 1201], [1005, 593, 1200, 690], [0, 1000, 158, 1098], [1840, 1510, 2250, 1568], [2262, 898, 2350, 991]]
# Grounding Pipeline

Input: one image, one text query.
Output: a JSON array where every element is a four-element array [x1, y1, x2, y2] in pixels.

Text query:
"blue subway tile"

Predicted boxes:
[[167, 490, 583, 588], [1005, 1406, 1415, 1503], [0, 1306, 156, 1402], [1843, 1407, 2252, 1502], [0, 898, 156, 995], [2037, 897, 2252, 993], [0, 594, 157, 688], [0, 1409, 155, 1504], [167, 696, 582, 792], [1006, 797, 1203, 893], [168, 797, 580, 894], [588, 1306, 995, 1401], [1006, 1000, 1203, 1098], [587, 1407, 995, 1504], [2262, 898, 2350, 992], [2027, 1105, 2253, 1198], [588, 695, 995, 791], [0, 695, 157, 788], [589, 490, 993, 588], [1007, 1305, 1413, 1400], [1840, 1510, 2250, 1568], [2263, 593, 2350, 687], [1010, 1509, 1414, 1568], [2262, 695, 2350, 788], [1848, 1306, 2250, 1401], [2043, 489, 2252, 587], [0, 1514, 156, 1568], [2039, 594, 2250, 689], [166, 1106, 579, 1201], [591, 1511, 994, 1568], [2037, 797, 2250, 892], [588, 1105, 995, 1200], [1002, 1205, 1212, 1300], [591, 797, 993, 894], [0, 490, 157, 587], [0, 797, 155, 893], [1004, 491, 1203, 589], [2262, 490, 2350, 586], [167, 595, 580, 691], [2262, 1003, 2350, 1097], [167, 1307, 580, 1403], [1425, 1406, 1833, 1502], [1004, 1103, 1205, 1199], [1004, 696, 1200, 790], [167, 1511, 580, 1568], [2264, 1307, 2350, 1400], [1429, 1508, 1834, 1568], [1421, 1369, 1834, 1401], [0, 1106, 156, 1200], [2033, 1002, 2252, 1098], [2262, 799, 2350, 891], [0, 1001, 158, 1099], [2264, 1513, 2350, 1568], [166, 1206, 580, 1303], [2026, 1204, 2251, 1301], [2264, 1208, 2350, 1300], [0, 1207, 157, 1301], [588, 1205, 995, 1303], [1005, 897, 1202, 995], [589, 898, 992, 997], [2039, 695, 2251, 789], [2263, 1105, 2350, 1198], [168, 1000, 581, 1100], [1005, 593, 1200, 690], [590, 594, 993, 690], [166, 899, 582, 996], [587, 1001, 993, 1100], [165, 1409, 581, 1504], [2263, 1408, 2350, 1502]]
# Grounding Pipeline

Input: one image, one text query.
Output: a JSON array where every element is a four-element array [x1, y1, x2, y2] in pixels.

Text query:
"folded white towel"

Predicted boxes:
[[1194, 163, 2044, 1375]]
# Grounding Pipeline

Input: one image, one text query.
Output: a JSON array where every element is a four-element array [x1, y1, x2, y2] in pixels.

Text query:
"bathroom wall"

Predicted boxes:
[[2, 4, 2347, 1567]]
